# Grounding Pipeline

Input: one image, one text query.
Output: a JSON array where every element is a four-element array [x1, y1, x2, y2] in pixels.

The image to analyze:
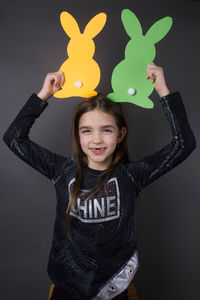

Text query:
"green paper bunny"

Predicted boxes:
[[107, 9, 173, 108]]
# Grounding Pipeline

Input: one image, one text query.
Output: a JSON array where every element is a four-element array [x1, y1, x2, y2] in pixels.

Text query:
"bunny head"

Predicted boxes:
[[107, 9, 172, 109], [54, 11, 107, 99], [122, 9, 172, 63], [61, 11, 106, 59], [67, 36, 95, 58]]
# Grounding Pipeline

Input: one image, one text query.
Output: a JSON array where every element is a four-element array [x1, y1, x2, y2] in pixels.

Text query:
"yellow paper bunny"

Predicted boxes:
[[54, 11, 107, 98]]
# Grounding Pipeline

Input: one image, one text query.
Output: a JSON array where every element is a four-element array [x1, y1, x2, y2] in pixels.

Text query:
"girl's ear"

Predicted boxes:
[[118, 127, 127, 143]]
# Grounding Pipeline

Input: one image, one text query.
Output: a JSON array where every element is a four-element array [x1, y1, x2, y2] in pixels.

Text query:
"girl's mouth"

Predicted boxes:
[[90, 147, 106, 155]]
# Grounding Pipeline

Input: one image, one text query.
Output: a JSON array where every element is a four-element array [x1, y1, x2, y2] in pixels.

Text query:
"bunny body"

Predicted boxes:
[[109, 37, 156, 107], [108, 9, 172, 108], [54, 11, 107, 99], [55, 56, 100, 98]]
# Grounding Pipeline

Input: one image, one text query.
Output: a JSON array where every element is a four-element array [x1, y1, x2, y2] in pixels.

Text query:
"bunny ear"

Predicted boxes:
[[60, 11, 80, 38], [83, 13, 107, 38], [121, 9, 143, 38], [145, 16, 172, 44]]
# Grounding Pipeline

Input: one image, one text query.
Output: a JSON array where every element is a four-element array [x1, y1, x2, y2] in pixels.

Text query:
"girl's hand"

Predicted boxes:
[[146, 63, 170, 97], [37, 71, 65, 101]]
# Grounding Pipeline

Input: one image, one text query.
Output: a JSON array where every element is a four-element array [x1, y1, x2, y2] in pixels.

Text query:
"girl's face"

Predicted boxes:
[[79, 109, 126, 170]]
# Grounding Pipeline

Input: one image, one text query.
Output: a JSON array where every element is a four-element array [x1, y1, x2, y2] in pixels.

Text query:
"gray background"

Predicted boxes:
[[1, 0, 199, 299]]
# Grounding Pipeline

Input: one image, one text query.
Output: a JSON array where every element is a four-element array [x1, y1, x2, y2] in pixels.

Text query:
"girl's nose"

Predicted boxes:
[[92, 132, 103, 143]]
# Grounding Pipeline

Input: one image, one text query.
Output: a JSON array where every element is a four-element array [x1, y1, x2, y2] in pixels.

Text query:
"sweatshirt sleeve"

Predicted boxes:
[[125, 91, 196, 191], [3, 93, 69, 182]]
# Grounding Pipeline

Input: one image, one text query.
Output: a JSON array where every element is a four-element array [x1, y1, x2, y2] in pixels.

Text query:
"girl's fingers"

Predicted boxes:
[[58, 71, 65, 86], [55, 76, 60, 87], [50, 73, 63, 94], [146, 63, 169, 96], [146, 63, 163, 82], [48, 74, 58, 85], [54, 71, 64, 87], [49, 72, 62, 88], [146, 63, 155, 78], [146, 66, 150, 78]]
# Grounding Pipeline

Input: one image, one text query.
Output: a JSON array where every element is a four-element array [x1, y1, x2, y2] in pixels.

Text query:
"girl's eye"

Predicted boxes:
[[82, 130, 91, 134], [103, 128, 112, 133]]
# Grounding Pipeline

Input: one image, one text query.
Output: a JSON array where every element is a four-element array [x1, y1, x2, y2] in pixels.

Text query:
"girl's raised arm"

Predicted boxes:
[[3, 72, 72, 183], [125, 64, 196, 190]]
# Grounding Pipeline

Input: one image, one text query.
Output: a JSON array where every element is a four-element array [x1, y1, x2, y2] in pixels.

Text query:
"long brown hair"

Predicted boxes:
[[66, 93, 130, 237]]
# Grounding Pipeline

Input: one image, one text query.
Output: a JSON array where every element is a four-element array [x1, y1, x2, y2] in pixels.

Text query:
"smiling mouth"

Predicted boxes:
[[90, 147, 106, 154]]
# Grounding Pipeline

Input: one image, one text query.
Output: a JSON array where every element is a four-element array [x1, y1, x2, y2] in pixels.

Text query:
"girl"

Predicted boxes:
[[3, 63, 196, 300]]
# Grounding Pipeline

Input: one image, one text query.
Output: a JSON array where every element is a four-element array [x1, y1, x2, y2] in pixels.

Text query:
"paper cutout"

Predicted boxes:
[[107, 9, 172, 108], [54, 11, 107, 99]]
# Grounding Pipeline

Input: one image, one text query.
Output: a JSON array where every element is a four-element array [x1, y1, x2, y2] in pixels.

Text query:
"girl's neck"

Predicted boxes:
[[84, 165, 107, 175]]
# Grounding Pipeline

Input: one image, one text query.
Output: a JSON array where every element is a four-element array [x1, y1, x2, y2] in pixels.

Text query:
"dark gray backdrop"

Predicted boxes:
[[1, 0, 199, 299]]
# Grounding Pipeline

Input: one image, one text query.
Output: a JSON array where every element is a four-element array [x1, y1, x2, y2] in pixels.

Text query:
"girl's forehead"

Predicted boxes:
[[79, 109, 117, 126]]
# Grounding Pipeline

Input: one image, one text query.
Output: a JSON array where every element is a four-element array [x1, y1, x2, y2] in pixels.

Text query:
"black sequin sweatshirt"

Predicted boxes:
[[3, 92, 196, 299]]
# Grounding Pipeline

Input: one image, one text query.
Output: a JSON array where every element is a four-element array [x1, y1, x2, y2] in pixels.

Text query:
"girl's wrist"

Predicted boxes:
[[157, 87, 170, 98], [37, 90, 51, 101]]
